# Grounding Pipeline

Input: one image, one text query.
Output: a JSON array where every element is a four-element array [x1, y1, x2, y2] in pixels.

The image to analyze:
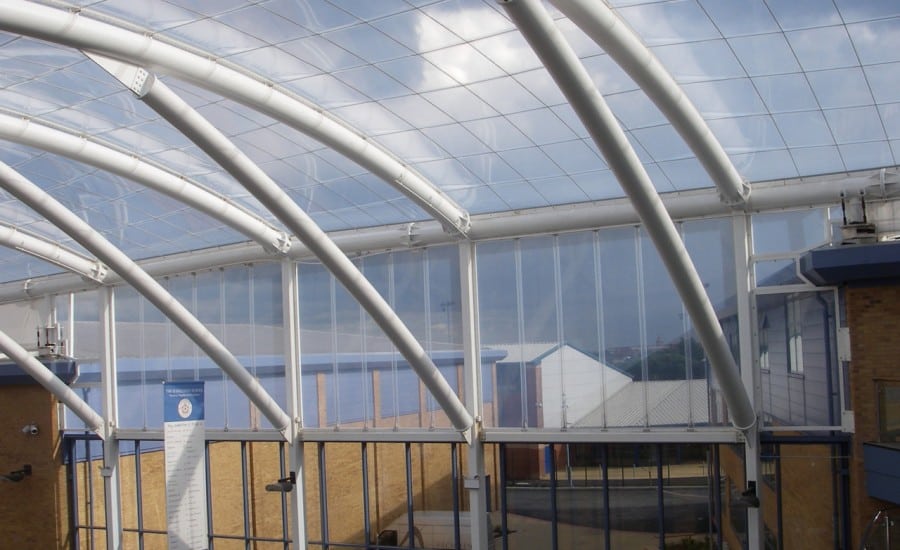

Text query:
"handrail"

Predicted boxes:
[[859, 507, 899, 550]]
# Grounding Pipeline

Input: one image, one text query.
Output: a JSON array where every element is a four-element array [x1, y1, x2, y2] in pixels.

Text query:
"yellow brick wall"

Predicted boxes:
[[0, 360, 495, 549], [0, 385, 69, 548], [846, 284, 900, 542]]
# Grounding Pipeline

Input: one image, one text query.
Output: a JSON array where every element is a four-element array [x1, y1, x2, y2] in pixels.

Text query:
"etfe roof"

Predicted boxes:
[[0, 0, 897, 283]]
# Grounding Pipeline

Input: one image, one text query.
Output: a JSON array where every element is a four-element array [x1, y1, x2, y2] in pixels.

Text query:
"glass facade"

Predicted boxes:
[[0, 1, 891, 548]]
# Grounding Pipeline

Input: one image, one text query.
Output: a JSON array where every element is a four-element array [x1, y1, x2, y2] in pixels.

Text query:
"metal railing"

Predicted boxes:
[[860, 508, 899, 550]]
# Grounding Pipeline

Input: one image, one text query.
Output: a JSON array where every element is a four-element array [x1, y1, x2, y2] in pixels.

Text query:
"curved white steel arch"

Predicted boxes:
[[0, 112, 291, 254], [0, 221, 107, 282], [0, 328, 105, 437], [0, 161, 293, 436], [501, 0, 756, 432], [550, 0, 750, 205], [124, 65, 473, 436], [0, 1, 471, 237]]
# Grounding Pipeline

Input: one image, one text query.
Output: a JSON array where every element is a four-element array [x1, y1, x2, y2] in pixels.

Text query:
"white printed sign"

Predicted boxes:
[[164, 381, 208, 550]]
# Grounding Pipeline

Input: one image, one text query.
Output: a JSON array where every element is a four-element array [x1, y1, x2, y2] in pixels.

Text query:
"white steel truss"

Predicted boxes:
[[0, 160, 293, 437], [501, 0, 756, 432], [0, 1, 471, 237], [0, 112, 291, 254]]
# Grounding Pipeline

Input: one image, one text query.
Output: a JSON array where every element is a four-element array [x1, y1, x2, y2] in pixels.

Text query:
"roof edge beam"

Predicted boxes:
[[0, 167, 892, 305], [0, 2, 471, 236], [500, 0, 756, 432], [0, 222, 107, 282], [0, 328, 105, 437], [0, 161, 292, 438], [132, 65, 474, 439], [0, 111, 291, 255], [550, 0, 750, 206]]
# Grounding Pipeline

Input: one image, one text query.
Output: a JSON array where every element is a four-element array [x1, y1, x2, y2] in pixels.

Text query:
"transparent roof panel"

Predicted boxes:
[[0, 0, 893, 284]]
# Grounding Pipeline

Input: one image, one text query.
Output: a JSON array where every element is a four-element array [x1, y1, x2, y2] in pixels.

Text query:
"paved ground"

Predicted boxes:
[[498, 512, 707, 550]]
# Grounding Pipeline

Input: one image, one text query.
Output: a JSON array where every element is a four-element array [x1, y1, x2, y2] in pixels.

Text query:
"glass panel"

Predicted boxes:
[[469, 77, 544, 115], [619, 1, 719, 45], [877, 381, 900, 444], [323, 25, 410, 64], [652, 40, 744, 83], [608, 444, 660, 548], [754, 73, 820, 114], [374, 9, 463, 52], [551, 444, 607, 549], [556, 233, 604, 428], [642, 227, 703, 428], [786, 26, 857, 71], [729, 34, 799, 76], [757, 292, 839, 427], [755, 258, 802, 286], [848, 17, 900, 65], [752, 209, 828, 255], [774, 111, 835, 148], [685, 78, 770, 119], [502, 443, 554, 549], [598, 228, 643, 428], [661, 444, 713, 548], [168, 275, 198, 380], [478, 239, 519, 428], [808, 67, 874, 110]]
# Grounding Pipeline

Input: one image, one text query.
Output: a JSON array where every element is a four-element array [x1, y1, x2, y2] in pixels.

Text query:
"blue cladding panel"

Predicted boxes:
[[0, 357, 78, 385], [864, 443, 900, 505], [800, 241, 900, 286]]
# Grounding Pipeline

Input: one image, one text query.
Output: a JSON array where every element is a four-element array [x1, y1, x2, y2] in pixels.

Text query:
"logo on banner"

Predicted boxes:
[[177, 398, 193, 419]]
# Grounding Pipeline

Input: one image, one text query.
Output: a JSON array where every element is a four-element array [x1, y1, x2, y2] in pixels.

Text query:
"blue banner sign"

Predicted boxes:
[[164, 380, 205, 422]]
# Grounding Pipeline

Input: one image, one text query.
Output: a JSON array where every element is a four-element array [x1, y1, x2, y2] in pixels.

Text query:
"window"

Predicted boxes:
[[877, 380, 900, 444], [759, 314, 770, 371], [787, 297, 804, 374], [760, 443, 777, 489]]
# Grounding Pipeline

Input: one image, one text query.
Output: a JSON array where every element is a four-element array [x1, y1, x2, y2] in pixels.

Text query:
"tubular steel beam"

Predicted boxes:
[[0, 221, 107, 282], [0, 161, 292, 437], [0, 328, 105, 437], [500, 0, 756, 432], [0, 166, 890, 304], [127, 69, 472, 437], [0, 112, 290, 254], [0, 1, 471, 236], [550, 0, 750, 205]]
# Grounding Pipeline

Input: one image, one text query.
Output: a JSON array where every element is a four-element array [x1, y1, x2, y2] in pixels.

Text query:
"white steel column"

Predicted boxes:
[[0, 161, 293, 436], [281, 259, 307, 547], [131, 71, 472, 437], [459, 242, 489, 549], [0, 328, 104, 435], [550, 0, 750, 205], [500, 0, 756, 432], [99, 286, 123, 550], [732, 213, 763, 549]]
